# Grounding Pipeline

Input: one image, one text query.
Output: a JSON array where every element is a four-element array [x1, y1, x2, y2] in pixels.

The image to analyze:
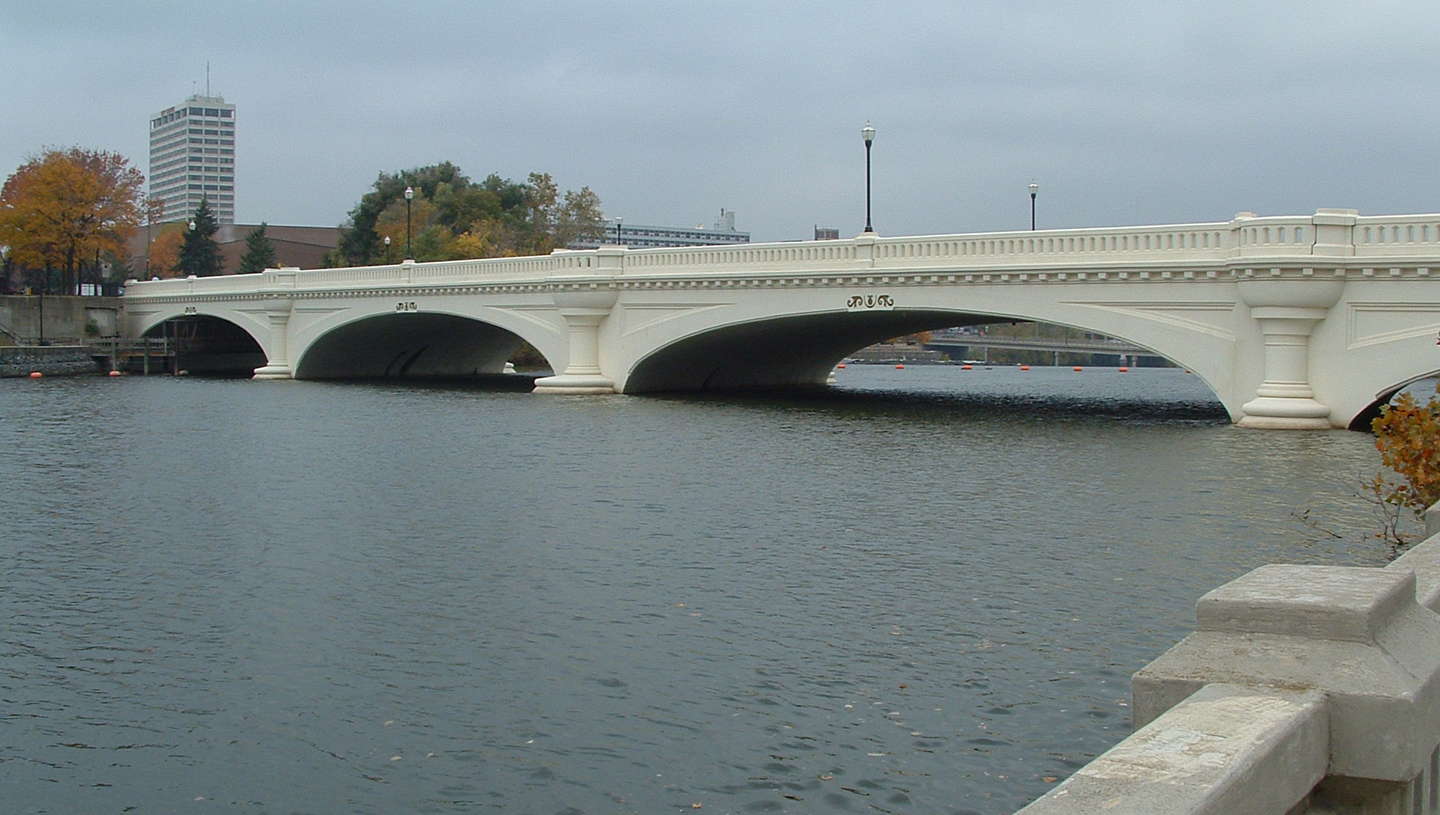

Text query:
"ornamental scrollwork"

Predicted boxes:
[[846, 293, 895, 311]]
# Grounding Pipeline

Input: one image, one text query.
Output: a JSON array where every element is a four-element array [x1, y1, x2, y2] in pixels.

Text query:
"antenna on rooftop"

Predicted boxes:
[[206, 62, 210, 96]]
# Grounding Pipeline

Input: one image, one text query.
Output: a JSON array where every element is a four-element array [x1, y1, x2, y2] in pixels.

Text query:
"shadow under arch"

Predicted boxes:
[[141, 315, 266, 375], [623, 310, 967, 392], [295, 312, 544, 380], [624, 307, 1235, 417], [625, 309, 1164, 391], [1347, 370, 1440, 431]]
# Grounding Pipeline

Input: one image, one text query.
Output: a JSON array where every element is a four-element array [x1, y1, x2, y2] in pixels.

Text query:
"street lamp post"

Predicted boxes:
[[862, 122, 876, 233], [404, 186, 414, 261], [182, 219, 196, 278], [384, 235, 392, 264], [1029, 182, 1039, 231], [0, 245, 15, 340], [616, 217, 623, 246]]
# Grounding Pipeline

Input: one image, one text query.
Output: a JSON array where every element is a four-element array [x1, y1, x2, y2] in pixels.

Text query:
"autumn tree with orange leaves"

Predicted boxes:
[[0, 148, 148, 293], [147, 224, 188, 278], [1368, 383, 1440, 548]]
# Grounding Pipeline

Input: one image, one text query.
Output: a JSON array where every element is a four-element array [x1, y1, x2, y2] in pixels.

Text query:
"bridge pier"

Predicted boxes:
[[532, 288, 619, 394], [252, 295, 295, 380], [1237, 279, 1345, 430]]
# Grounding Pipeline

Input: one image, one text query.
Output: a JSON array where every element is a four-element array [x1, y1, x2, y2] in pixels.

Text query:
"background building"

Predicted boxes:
[[572, 209, 750, 249], [126, 224, 339, 278], [149, 94, 236, 224]]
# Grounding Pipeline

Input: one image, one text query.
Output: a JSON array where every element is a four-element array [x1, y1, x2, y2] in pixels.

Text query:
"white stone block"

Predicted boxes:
[[1133, 565, 1440, 782], [1015, 685, 1326, 815]]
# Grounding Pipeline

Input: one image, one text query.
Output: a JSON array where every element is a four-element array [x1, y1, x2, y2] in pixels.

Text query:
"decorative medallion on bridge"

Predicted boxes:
[[847, 294, 895, 312]]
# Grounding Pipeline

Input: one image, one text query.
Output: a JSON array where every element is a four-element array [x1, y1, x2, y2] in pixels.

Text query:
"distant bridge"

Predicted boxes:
[[120, 208, 1440, 429], [923, 329, 1154, 360]]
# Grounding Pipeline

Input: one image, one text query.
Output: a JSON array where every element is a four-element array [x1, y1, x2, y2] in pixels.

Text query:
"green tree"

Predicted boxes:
[[175, 198, 223, 276], [237, 222, 278, 275], [333, 162, 467, 265], [331, 163, 604, 265], [554, 185, 606, 249]]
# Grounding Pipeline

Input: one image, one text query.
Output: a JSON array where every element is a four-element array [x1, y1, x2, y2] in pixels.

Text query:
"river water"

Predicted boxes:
[[1, 366, 1393, 814]]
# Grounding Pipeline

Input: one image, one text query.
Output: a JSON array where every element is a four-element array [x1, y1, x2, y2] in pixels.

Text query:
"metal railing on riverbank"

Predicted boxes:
[[1015, 515, 1440, 815]]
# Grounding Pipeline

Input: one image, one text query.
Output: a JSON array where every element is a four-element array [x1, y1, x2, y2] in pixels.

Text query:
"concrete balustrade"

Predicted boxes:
[[1017, 512, 1440, 815]]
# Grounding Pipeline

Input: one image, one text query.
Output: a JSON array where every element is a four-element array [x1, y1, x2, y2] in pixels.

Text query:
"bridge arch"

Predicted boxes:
[[1342, 369, 1440, 431], [619, 304, 1234, 415], [622, 309, 984, 392], [130, 307, 269, 376], [131, 304, 270, 354], [293, 310, 560, 379]]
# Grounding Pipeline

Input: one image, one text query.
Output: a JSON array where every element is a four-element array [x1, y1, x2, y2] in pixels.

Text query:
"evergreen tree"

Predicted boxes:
[[175, 198, 223, 277], [237, 222, 278, 275]]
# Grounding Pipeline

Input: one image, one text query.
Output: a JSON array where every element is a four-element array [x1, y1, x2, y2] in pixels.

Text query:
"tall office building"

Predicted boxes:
[[148, 94, 236, 224]]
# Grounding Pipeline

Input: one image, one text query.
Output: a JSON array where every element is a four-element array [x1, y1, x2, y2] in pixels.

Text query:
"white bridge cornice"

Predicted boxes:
[[122, 260, 1435, 307]]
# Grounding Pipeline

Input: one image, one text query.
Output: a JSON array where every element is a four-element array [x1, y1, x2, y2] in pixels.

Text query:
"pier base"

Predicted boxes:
[[251, 364, 294, 380], [531, 373, 616, 394]]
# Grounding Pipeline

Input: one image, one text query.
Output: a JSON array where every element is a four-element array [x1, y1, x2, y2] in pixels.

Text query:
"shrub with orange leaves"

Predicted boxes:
[[1370, 381, 1440, 529]]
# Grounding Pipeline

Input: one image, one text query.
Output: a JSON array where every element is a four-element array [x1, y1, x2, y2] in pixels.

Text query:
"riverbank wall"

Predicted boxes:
[[0, 295, 121, 346], [0, 346, 102, 377]]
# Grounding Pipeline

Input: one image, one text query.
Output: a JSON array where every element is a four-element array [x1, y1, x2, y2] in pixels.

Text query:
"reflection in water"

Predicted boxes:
[[0, 367, 1385, 814]]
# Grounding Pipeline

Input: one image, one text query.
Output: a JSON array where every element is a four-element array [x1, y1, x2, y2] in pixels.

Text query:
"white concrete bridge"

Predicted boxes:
[[121, 208, 1440, 429]]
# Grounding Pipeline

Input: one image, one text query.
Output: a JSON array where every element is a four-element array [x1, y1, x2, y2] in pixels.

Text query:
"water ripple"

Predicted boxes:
[[0, 369, 1385, 813]]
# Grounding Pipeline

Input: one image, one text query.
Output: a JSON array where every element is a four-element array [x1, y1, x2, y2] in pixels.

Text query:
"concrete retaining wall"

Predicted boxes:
[[0, 295, 120, 345]]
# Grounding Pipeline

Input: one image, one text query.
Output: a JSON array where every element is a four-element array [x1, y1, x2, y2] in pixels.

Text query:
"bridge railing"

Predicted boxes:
[[623, 241, 863, 272], [120, 210, 1440, 299], [124, 255, 567, 297], [871, 223, 1236, 267], [1354, 215, 1440, 258], [1015, 519, 1440, 815], [1233, 214, 1319, 256]]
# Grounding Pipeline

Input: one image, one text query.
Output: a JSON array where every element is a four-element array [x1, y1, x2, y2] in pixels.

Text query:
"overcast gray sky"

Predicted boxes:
[[3, 1, 1437, 243]]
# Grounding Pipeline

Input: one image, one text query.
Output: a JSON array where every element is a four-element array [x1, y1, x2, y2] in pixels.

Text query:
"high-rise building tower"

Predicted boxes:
[[148, 94, 235, 224]]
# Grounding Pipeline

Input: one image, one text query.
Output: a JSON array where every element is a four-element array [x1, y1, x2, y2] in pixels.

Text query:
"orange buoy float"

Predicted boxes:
[[1118, 366, 1129, 372], [109, 370, 122, 377], [836, 363, 846, 369], [29, 371, 42, 378], [895, 364, 905, 369], [1073, 366, 1083, 371], [961, 364, 972, 370], [1020, 365, 1030, 371]]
